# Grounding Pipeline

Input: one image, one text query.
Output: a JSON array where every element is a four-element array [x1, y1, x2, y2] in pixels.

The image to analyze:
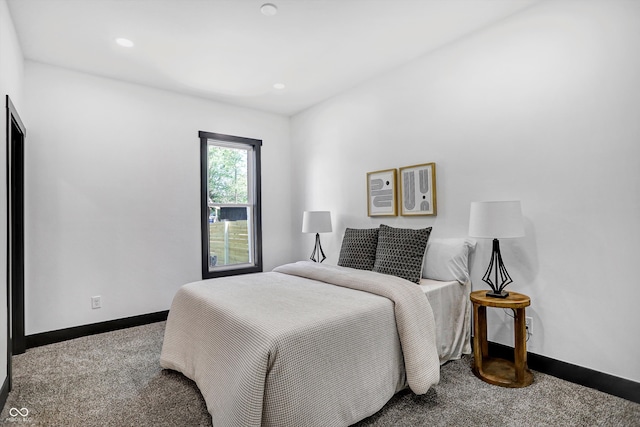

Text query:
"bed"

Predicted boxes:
[[160, 227, 474, 427]]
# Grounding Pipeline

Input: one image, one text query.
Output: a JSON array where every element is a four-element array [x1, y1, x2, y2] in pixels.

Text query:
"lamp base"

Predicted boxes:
[[486, 290, 509, 298], [481, 239, 513, 299], [309, 233, 326, 263]]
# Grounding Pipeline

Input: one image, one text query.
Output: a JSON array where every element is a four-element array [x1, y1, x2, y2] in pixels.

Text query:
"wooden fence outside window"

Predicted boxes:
[[209, 220, 250, 266]]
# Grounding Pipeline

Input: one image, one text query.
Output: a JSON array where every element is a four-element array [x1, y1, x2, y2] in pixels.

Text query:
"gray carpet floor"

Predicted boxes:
[[2, 321, 638, 426]]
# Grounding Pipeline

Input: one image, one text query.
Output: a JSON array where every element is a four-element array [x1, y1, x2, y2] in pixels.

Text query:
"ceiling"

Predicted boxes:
[[7, 0, 539, 116]]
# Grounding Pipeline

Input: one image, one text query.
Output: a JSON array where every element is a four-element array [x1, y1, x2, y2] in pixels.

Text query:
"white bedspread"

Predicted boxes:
[[160, 262, 440, 427]]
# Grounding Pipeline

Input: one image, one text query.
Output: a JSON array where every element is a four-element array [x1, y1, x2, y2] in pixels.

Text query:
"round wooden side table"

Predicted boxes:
[[470, 290, 533, 388]]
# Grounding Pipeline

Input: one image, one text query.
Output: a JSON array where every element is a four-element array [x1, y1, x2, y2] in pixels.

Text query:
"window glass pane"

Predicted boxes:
[[207, 144, 249, 204], [208, 207, 252, 268]]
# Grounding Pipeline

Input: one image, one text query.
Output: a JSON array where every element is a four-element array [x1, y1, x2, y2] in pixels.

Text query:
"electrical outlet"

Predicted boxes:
[[91, 296, 101, 309], [525, 316, 533, 334]]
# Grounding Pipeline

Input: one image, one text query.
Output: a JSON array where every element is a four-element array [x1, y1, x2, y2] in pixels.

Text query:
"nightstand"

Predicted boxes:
[[470, 290, 533, 388]]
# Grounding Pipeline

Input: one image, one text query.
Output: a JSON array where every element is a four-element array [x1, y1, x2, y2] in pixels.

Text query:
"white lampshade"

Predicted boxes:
[[302, 211, 332, 233], [469, 201, 525, 239]]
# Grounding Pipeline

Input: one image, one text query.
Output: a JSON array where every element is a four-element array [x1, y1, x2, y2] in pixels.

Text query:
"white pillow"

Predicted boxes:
[[423, 238, 476, 283]]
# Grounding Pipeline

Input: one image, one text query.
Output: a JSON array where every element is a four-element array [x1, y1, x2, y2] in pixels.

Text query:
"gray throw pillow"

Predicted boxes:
[[373, 224, 432, 283], [338, 228, 380, 271]]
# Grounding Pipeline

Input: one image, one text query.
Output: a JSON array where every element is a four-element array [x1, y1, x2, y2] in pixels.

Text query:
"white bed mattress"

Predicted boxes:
[[419, 278, 472, 364]]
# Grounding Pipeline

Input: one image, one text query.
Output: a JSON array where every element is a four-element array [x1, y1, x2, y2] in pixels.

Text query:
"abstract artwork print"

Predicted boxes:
[[367, 169, 397, 216], [400, 163, 437, 216]]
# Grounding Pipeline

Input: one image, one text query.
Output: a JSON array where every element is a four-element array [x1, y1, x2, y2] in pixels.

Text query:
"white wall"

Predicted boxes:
[[23, 61, 293, 335], [291, 0, 640, 383], [0, 0, 24, 389]]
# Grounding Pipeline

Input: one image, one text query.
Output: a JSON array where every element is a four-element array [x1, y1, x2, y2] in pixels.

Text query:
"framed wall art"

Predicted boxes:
[[399, 162, 437, 216], [366, 169, 397, 217]]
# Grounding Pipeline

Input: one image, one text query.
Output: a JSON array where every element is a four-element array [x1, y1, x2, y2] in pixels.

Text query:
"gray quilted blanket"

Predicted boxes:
[[160, 261, 440, 426]]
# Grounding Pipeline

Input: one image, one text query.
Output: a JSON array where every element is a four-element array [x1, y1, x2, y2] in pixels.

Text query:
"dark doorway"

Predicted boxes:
[[6, 95, 26, 392]]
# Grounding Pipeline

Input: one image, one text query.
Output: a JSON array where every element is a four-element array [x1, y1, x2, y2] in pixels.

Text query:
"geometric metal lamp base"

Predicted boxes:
[[309, 233, 326, 263], [481, 239, 514, 299]]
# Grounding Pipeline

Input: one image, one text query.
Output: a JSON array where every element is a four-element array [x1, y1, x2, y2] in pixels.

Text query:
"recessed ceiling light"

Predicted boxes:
[[116, 38, 134, 48], [273, 83, 286, 90], [260, 3, 278, 16]]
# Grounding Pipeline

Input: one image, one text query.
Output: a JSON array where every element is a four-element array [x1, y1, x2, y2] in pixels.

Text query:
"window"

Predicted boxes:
[[200, 131, 262, 279]]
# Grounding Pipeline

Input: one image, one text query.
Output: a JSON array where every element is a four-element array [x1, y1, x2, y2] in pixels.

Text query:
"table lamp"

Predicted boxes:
[[302, 211, 332, 263], [469, 201, 524, 298]]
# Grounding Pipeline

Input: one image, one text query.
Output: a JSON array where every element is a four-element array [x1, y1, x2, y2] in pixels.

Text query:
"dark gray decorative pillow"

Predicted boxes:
[[338, 228, 380, 271], [373, 224, 432, 283]]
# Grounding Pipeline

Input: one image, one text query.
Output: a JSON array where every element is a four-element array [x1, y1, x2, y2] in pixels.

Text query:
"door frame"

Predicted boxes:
[[6, 95, 26, 391]]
